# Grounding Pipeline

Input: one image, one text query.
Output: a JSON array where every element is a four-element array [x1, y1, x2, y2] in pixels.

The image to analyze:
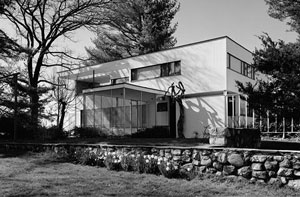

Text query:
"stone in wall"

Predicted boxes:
[[251, 155, 267, 163], [264, 160, 278, 171], [288, 179, 300, 189], [183, 150, 192, 156], [273, 155, 284, 162], [251, 163, 264, 171], [171, 149, 181, 156], [173, 156, 181, 162], [159, 150, 165, 157], [268, 171, 276, 178], [277, 168, 294, 177], [198, 166, 206, 173], [181, 163, 193, 171], [252, 170, 267, 180], [280, 159, 292, 168], [237, 166, 251, 178], [217, 152, 227, 164], [201, 150, 212, 156], [193, 150, 201, 161], [181, 154, 191, 163], [192, 159, 200, 166], [213, 162, 223, 171], [165, 152, 172, 159], [200, 156, 212, 166], [293, 161, 300, 170], [207, 168, 217, 174], [223, 165, 235, 175], [228, 153, 244, 167], [294, 170, 300, 177]]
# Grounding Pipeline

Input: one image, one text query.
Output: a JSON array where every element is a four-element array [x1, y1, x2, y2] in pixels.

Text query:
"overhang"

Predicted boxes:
[[82, 83, 167, 95]]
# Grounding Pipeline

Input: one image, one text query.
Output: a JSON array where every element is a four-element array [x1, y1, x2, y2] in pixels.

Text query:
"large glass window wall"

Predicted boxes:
[[82, 88, 158, 136]]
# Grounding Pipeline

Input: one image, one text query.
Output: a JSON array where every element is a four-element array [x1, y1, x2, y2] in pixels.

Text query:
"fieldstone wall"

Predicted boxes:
[[1, 143, 300, 189]]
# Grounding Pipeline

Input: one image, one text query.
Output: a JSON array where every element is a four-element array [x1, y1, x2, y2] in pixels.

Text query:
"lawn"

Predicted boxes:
[[1, 149, 300, 197]]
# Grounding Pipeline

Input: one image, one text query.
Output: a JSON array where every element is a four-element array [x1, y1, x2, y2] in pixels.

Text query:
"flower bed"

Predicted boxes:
[[2, 143, 300, 189]]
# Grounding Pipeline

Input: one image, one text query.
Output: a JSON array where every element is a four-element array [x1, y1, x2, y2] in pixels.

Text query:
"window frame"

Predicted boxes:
[[131, 60, 181, 81]]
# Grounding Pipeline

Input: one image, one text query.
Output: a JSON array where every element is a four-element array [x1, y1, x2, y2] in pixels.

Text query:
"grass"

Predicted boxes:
[[1, 149, 300, 196]]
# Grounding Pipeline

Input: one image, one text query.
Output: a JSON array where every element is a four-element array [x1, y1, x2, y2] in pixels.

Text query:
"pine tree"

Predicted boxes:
[[86, 0, 179, 64]]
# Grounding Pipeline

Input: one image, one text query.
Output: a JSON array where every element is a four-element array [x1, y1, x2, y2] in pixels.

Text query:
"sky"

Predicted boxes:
[[0, 0, 298, 57], [69, 0, 299, 57]]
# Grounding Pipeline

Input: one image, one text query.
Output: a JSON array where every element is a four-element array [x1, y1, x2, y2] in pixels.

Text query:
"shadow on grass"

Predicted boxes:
[[0, 148, 29, 158]]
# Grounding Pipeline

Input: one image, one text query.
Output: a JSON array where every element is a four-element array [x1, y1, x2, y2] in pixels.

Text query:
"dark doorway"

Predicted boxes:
[[169, 99, 176, 138]]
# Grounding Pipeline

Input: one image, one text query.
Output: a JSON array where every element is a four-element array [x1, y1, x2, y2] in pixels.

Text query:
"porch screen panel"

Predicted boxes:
[[85, 94, 94, 127], [102, 96, 112, 130], [131, 101, 138, 128], [94, 95, 102, 128], [124, 99, 131, 128]]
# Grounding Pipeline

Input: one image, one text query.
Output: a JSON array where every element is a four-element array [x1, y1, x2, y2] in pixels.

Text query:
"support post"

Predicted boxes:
[[275, 115, 278, 133], [238, 95, 241, 127], [232, 96, 235, 128], [224, 91, 228, 127], [245, 98, 248, 128], [252, 109, 255, 128], [282, 117, 286, 139], [267, 111, 270, 132], [83, 94, 86, 127], [123, 87, 126, 135]]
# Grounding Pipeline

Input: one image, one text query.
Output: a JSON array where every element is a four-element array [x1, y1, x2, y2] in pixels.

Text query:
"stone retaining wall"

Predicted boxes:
[[1, 143, 300, 189]]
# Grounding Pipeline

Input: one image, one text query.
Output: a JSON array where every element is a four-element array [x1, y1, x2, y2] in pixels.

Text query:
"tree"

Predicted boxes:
[[237, 34, 300, 119], [86, 0, 179, 64], [265, 0, 300, 34], [165, 81, 185, 138], [237, 0, 300, 121], [51, 75, 76, 133], [0, 0, 112, 133]]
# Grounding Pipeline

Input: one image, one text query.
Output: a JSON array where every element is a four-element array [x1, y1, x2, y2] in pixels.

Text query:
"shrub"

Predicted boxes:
[[132, 126, 170, 138], [120, 154, 136, 171], [104, 153, 121, 171], [72, 127, 108, 138], [179, 165, 197, 181], [144, 155, 160, 174], [133, 154, 146, 173], [158, 159, 179, 178]]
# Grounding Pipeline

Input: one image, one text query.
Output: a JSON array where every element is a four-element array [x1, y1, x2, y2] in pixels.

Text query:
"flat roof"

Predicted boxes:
[[58, 35, 252, 75], [82, 83, 167, 95]]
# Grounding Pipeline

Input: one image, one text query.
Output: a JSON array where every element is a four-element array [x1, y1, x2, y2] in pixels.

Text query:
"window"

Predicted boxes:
[[111, 77, 129, 85], [131, 61, 181, 81], [131, 65, 160, 81], [157, 102, 168, 112], [229, 55, 242, 73], [228, 53, 255, 79]]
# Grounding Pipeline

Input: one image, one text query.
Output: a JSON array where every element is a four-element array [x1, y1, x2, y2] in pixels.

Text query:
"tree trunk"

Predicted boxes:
[[30, 90, 39, 137], [176, 98, 185, 138], [58, 101, 66, 132]]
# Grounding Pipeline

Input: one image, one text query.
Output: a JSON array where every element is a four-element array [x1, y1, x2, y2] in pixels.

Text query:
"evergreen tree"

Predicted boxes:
[[86, 0, 179, 64], [237, 34, 300, 119], [265, 0, 300, 34], [237, 0, 300, 120]]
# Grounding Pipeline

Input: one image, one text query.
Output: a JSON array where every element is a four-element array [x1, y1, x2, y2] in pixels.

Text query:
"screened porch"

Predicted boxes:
[[81, 83, 169, 136]]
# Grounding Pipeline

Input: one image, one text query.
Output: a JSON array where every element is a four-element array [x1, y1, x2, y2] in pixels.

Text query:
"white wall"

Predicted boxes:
[[64, 37, 228, 95], [182, 95, 225, 138], [226, 39, 255, 92]]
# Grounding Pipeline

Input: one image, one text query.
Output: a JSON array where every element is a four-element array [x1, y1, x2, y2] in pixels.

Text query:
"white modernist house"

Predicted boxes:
[[59, 36, 257, 138]]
